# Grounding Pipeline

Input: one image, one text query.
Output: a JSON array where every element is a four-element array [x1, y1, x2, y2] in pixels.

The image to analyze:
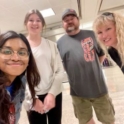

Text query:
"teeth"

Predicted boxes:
[[104, 38, 110, 42], [68, 27, 74, 31], [32, 27, 38, 29]]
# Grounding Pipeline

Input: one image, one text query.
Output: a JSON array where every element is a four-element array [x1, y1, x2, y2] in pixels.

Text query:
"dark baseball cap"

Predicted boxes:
[[62, 9, 77, 20]]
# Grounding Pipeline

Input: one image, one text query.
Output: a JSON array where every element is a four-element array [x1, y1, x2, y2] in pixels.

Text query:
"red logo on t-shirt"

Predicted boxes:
[[81, 37, 95, 62]]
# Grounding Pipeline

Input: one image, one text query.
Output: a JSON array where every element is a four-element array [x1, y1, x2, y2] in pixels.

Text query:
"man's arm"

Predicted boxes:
[[99, 54, 106, 64]]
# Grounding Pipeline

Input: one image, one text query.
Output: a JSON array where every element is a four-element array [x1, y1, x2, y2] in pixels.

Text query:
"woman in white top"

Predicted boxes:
[[23, 9, 64, 124]]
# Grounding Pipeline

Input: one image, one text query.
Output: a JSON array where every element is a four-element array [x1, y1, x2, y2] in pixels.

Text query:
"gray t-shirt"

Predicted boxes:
[[57, 30, 108, 98]]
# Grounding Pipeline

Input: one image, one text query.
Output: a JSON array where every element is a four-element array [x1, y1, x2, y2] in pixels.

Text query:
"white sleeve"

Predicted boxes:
[[23, 84, 38, 111], [48, 44, 64, 96]]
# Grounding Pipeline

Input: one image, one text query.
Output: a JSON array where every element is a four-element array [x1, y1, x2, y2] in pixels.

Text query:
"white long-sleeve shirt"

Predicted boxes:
[[23, 38, 64, 111], [31, 37, 53, 95]]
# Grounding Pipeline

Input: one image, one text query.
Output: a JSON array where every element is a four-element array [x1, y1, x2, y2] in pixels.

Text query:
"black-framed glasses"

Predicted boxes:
[[0, 47, 30, 59], [102, 12, 114, 17]]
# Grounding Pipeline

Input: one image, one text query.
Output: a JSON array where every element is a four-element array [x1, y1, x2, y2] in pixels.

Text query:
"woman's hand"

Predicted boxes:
[[43, 93, 55, 113], [32, 98, 44, 114]]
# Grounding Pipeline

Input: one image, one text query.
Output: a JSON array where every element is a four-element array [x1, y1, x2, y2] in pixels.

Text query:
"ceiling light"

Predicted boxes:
[[40, 8, 55, 18]]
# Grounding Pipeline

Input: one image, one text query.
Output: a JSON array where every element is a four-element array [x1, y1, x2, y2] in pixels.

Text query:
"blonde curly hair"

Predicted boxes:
[[93, 12, 124, 66]]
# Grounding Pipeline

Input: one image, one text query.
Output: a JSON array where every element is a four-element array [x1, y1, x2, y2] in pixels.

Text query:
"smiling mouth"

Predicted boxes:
[[31, 27, 38, 29], [67, 27, 75, 31], [7, 64, 23, 66], [6, 62, 23, 65], [104, 38, 111, 43]]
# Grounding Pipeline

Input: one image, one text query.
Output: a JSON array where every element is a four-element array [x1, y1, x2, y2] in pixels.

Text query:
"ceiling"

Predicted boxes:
[[0, 0, 124, 36], [0, 0, 78, 33]]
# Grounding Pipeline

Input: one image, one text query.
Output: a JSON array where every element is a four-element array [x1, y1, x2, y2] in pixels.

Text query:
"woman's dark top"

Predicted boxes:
[[108, 47, 124, 73]]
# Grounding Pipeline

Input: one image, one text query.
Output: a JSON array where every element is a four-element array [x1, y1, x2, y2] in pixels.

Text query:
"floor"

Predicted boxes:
[[19, 65, 124, 124]]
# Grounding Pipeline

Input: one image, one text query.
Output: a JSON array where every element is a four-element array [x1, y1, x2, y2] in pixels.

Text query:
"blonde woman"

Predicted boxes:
[[93, 12, 124, 73]]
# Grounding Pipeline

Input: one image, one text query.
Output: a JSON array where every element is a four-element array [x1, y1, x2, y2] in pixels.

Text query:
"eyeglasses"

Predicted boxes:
[[102, 12, 114, 17], [0, 47, 30, 59]]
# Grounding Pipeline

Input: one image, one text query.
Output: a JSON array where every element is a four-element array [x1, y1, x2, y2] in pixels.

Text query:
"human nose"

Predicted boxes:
[[102, 32, 108, 39], [68, 19, 73, 23], [33, 20, 37, 25], [10, 51, 20, 60]]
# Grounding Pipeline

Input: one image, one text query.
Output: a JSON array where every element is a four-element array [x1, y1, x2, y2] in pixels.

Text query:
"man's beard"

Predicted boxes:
[[66, 26, 78, 33]]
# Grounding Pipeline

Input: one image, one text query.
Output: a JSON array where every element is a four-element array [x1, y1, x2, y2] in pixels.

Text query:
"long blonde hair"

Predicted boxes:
[[93, 12, 124, 65]]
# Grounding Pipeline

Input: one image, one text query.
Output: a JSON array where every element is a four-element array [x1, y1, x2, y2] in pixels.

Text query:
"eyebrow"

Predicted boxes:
[[2, 46, 11, 49], [2, 46, 28, 50]]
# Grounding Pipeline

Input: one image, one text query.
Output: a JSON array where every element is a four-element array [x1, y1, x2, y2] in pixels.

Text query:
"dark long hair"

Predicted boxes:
[[0, 31, 40, 123]]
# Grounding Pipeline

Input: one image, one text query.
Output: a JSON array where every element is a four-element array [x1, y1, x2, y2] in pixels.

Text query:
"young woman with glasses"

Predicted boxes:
[[93, 12, 124, 73], [0, 31, 40, 124]]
